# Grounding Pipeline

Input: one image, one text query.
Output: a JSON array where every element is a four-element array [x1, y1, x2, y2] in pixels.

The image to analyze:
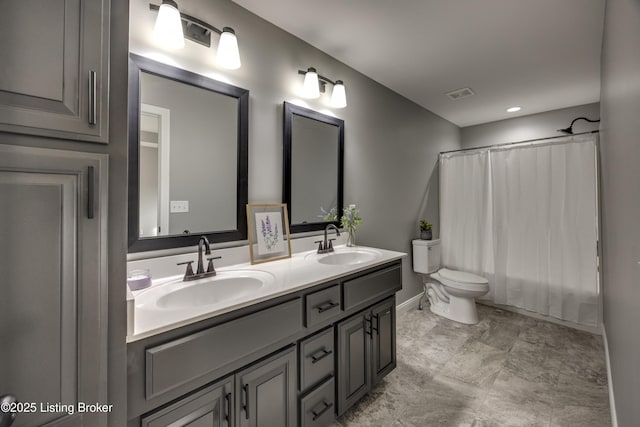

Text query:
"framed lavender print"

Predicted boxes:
[[247, 203, 292, 264]]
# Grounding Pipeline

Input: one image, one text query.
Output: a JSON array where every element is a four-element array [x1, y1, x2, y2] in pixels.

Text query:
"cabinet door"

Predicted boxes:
[[0, 0, 109, 142], [236, 346, 297, 427], [336, 311, 371, 416], [141, 378, 234, 427], [0, 145, 108, 426], [371, 298, 396, 384]]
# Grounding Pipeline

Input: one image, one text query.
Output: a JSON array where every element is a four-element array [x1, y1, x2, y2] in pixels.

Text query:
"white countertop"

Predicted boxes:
[[127, 245, 406, 342]]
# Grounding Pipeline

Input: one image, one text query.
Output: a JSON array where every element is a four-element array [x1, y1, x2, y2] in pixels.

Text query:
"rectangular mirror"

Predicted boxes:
[[128, 54, 249, 252], [283, 102, 344, 233]]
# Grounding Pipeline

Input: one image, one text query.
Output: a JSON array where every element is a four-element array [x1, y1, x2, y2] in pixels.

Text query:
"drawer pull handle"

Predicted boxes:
[[88, 70, 97, 125], [242, 384, 249, 420], [310, 348, 333, 364], [315, 301, 339, 313], [87, 166, 95, 219], [224, 392, 231, 424], [311, 401, 333, 421]]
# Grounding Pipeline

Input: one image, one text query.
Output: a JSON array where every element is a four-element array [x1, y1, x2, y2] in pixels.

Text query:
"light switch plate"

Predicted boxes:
[[170, 200, 189, 213]]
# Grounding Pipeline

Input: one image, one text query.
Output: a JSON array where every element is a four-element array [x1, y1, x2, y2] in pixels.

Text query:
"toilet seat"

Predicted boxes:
[[432, 268, 489, 292], [440, 268, 488, 284]]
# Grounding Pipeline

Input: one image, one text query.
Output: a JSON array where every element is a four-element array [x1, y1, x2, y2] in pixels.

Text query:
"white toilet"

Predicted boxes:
[[412, 239, 489, 324]]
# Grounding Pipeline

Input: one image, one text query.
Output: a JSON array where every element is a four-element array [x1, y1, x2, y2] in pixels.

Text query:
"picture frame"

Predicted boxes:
[[246, 203, 292, 264]]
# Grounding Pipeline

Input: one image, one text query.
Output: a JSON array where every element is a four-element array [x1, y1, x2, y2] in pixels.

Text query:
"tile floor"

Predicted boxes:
[[331, 304, 610, 427]]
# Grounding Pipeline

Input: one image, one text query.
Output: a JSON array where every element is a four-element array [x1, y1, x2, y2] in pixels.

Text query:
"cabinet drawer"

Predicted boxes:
[[305, 284, 341, 327], [299, 327, 334, 392], [145, 298, 303, 399], [343, 263, 402, 311], [300, 377, 336, 427]]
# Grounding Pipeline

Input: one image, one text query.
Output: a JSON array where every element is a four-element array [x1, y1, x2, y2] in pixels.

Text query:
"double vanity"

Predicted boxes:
[[127, 244, 406, 426], [125, 52, 404, 426]]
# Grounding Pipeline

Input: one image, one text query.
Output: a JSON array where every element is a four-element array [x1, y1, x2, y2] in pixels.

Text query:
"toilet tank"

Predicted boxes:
[[412, 239, 441, 274]]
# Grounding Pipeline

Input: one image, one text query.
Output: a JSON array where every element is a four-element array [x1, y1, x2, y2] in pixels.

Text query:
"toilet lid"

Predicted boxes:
[[439, 268, 488, 284]]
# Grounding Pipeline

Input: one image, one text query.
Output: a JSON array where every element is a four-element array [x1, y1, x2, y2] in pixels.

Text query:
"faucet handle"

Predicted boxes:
[[314, 240, 324, 252], [206, 256, 222, 273], [328, 238, 337, 251], [177, 261, 195, 280]]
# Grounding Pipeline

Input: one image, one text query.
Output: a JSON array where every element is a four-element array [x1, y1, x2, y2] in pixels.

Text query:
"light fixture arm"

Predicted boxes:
[[150, 3, 223, 47], [298, 69, 338, 93]]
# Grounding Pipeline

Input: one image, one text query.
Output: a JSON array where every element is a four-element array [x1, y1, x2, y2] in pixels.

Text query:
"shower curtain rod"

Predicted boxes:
[[440, 130, 599, 155]]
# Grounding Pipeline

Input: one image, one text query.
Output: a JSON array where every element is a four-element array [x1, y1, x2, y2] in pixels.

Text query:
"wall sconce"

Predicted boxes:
[[150, 1, 241, 70], [299, 67, 347, 108]]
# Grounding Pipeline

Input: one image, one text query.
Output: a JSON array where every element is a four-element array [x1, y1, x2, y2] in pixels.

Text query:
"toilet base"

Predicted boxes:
[[429, 295, 480, 325]]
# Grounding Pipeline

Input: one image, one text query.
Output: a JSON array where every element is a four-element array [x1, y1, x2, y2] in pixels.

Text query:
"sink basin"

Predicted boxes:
[[310, 248, 383, 266], [137, 270, 275, 311]]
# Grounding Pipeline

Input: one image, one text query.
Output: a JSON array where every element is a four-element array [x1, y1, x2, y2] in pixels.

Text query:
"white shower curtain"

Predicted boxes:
[[440, 134, 599, 326]]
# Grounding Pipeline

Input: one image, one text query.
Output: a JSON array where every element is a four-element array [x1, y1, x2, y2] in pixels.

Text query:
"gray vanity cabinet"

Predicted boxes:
[[336, 297, 397, 416], [128, 260, 402, 426], [141, 377, 234, 427], [0, 0, 110, 142], [236, 346, 297, 427], [0, 145, 108, 426], [371, 298, 397, 384]]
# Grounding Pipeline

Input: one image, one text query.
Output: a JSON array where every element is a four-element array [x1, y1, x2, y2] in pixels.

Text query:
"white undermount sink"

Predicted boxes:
[[308, 247, 383, 266], [136, 270, 275, 311]]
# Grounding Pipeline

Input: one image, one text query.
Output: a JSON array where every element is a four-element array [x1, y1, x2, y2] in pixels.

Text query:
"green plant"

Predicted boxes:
[[318, 206, 338, 222], [341, 205, 363, 230], [419, 219, 432, 231]]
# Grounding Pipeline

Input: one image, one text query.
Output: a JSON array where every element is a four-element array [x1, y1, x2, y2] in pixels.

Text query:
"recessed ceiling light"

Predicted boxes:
[[506, 106, 521, 113]]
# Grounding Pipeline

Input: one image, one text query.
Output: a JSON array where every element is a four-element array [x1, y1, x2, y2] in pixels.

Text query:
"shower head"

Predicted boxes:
[[557, 117, 600, 135]]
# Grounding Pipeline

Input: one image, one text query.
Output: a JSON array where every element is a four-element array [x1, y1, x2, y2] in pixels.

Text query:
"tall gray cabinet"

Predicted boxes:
[[0, 145, 109, 427], [0, 0, 110, 143]]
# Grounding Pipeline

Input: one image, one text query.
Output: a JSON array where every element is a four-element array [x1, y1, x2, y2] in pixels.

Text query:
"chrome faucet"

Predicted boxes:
[[315, 224, 341, 254], [177, 235, 221, 281]]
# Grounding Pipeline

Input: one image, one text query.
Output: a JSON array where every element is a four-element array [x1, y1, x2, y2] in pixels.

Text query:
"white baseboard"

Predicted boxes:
[[602, 324, 618, 427], [477, 300, 601, 335], [396, 293, 423, 315]]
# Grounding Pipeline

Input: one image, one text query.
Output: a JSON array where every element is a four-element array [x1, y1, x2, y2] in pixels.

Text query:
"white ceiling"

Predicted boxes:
[[232, 0, 605, 127]]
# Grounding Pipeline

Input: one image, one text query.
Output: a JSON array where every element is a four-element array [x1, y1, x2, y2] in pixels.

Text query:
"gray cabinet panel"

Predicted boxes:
[[146, 298, 303, 399], [299, 327, 334, 392], [336, 312, 370, 416], [0, 145, 108, 427], [141, 377, 233, 427], [300, 378, 335, 427], [236, 347, 297, 427], [371, 298, 396, 384], [0, 0, 110, 142], [343, 264, 401, 311]]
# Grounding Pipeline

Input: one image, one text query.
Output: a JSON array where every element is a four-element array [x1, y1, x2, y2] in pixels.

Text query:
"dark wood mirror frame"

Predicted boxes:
[[128, 54, 249, 252], [283, 102, 344, 233]]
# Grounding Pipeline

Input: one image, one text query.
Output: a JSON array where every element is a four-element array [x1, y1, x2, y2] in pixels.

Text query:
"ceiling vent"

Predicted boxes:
[[445, 87, 475, 100]]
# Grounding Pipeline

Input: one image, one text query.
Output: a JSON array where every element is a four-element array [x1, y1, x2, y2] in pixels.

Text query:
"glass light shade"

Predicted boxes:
[[331, 80, 347, 108], [302, 68, 320, 99], [154, 0, 185, 49], [217, 27, 241, 70]]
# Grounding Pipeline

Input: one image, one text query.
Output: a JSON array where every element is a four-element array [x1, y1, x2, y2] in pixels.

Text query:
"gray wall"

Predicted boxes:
[[599, 0, 640, 424], [129, 0, 460, 303], [461, 103, 600, 149]]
